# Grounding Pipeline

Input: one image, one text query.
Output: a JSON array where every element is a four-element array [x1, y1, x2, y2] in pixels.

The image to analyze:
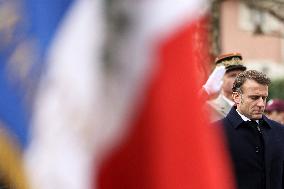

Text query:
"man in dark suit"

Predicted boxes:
[[215, 70, 284, 189]]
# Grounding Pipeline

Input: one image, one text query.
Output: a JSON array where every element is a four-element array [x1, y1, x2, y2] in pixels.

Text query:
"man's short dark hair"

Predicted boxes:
[[232, 70, 271, 93]]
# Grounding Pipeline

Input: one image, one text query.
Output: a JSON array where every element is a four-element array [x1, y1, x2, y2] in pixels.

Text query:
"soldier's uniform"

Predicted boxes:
[[207, 53, 246, 122]]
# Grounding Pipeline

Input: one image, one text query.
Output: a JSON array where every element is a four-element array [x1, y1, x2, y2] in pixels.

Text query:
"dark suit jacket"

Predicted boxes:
[[215, 107, 284, 189]]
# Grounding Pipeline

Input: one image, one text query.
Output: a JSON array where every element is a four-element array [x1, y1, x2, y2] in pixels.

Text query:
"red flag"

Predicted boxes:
[[96, 1, 235, 189]]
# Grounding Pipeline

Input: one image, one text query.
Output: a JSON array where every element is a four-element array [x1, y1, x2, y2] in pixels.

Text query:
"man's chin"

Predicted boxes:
[[252, 114, 262, 120]]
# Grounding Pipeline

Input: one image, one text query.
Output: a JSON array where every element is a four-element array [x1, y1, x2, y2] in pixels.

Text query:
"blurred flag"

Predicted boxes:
[[24, 0, 104, 189], [96, 0, 235, 189], [0, 0, 236, 189], [0, 0, 31, 150], [1, 0, 101, 188], [1, 0, 78, 188], [0, 0, 37, 188]]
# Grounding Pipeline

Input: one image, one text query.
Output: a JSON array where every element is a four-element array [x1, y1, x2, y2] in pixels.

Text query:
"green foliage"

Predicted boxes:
[[269, 78, 284, 100]]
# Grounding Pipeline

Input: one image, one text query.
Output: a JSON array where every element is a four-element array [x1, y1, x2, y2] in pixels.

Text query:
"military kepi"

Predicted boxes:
[[215, 52, 246, 73]]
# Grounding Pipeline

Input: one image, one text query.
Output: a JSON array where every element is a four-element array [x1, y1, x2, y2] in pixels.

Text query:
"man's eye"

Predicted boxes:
[[251, 96, 259, 100]]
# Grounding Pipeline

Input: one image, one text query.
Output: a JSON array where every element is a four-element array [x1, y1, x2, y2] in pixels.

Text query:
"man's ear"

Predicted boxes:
[[232, 92, 241, 104]]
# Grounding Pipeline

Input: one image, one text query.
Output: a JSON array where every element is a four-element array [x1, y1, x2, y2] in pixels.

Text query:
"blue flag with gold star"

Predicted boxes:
[[0, 0, 74, 148], [0, 0, 74, 188]]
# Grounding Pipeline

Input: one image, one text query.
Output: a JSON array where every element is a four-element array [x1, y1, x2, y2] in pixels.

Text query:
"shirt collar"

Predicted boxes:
[[236, 109, 259, 124], [236, 109, 251, 122], [227, 107, 264, 129]]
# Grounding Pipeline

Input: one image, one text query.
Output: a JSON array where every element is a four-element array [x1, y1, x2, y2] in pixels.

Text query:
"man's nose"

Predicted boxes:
[[257, 98, 266, 107]]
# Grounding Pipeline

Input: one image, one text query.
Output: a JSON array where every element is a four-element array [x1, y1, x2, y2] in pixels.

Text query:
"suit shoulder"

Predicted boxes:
[[269, 120, 284, 129]]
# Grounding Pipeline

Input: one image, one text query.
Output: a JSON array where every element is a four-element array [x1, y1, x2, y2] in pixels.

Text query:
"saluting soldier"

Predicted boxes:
[[203, 53, 247, 121]]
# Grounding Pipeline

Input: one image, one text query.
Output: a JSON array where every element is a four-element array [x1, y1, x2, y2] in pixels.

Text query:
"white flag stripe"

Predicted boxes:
[[24, 0, 209, 189], [138, 0, 207, 39], [93, 0, 208, 154]]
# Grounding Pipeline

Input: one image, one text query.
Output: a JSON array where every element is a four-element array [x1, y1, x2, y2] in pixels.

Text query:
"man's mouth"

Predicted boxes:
[[253, 110, 263, 115]]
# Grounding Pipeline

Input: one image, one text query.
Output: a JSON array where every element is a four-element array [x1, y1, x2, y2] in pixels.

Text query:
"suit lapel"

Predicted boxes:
[[260, 117, 272, 189]]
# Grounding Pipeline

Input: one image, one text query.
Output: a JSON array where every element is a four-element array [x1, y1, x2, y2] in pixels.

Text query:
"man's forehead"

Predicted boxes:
[[242, 79, 268, 94]]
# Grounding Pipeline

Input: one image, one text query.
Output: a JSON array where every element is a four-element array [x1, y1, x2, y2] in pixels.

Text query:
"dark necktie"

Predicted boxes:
[[247, 120, 262, 133]]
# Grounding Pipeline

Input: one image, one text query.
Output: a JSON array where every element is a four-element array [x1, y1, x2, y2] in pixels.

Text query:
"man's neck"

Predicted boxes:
[[236, 108, 260, 123]]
